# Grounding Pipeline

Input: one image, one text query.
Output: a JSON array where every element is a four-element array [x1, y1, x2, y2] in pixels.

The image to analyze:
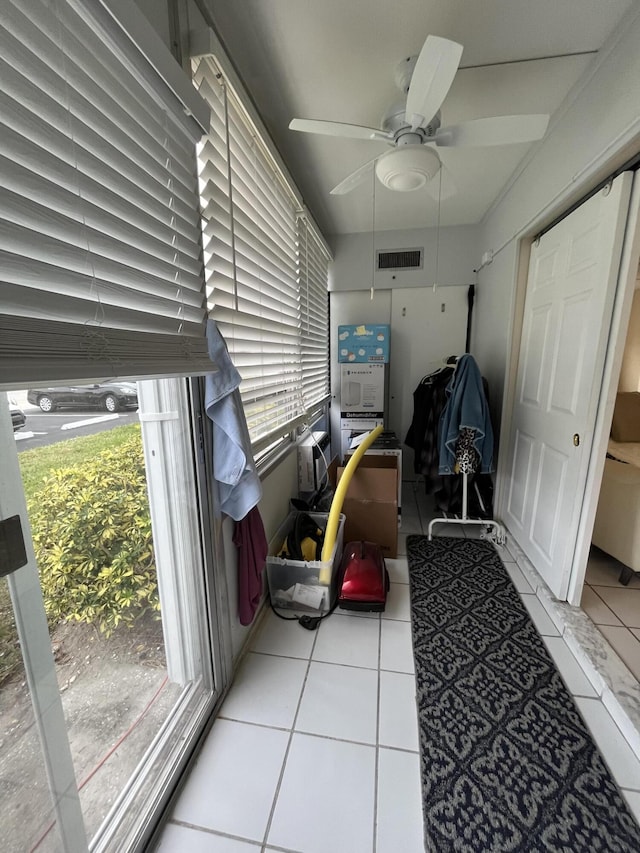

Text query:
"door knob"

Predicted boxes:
[[573, 433, 580, 446]]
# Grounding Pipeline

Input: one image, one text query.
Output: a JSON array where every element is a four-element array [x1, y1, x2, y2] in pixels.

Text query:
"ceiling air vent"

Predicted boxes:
[[377, 248, 423, 271]]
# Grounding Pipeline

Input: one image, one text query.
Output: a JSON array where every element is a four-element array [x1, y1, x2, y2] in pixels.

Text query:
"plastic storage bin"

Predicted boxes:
[[266, 511, 346, 612]]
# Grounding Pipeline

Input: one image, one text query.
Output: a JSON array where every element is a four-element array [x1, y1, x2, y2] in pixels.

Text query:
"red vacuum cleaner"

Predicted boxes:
[[337, 540, 389, 612]]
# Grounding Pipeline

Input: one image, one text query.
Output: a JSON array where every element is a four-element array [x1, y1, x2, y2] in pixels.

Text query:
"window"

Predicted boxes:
[[2, 377, 216, 851], [0, 0, 213, 384], [298, 216, 330, 414], [193, 55, 331, 455], [0, 2, 225, 849]]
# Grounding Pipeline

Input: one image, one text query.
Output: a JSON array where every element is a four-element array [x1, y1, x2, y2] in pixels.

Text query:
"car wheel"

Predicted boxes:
[[38, 395, 55, 413], [104, 394, 119, 413]]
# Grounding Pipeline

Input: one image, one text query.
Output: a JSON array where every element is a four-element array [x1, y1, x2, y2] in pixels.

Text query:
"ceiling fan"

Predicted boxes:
[[289, 35, 549, 196]]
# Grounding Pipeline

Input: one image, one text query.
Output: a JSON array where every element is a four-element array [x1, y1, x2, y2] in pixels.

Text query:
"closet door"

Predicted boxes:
[[504, 173, 633, 600], [390, 286, 468, 480]]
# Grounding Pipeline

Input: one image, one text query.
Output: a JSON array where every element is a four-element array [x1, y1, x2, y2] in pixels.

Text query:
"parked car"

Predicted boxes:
[[10, 400, 26, 432], [27, 382, 138, 413]]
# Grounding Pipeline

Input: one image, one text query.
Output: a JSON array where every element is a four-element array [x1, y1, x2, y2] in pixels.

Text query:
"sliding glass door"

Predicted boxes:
[[0, 377, 223, 851]]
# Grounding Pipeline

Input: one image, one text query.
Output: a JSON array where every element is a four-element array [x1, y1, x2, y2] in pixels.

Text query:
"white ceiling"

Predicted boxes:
[[202, 0, 632, 237]]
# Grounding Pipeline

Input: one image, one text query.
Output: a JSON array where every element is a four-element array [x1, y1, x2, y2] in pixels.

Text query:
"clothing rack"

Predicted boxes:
[[427, 471, 505, 543], [425, 353, 505, 544]]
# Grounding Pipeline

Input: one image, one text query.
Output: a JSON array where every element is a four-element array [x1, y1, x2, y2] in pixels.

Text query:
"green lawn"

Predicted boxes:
[[19, 423, 140, 500], [0, 424, 140, 685]]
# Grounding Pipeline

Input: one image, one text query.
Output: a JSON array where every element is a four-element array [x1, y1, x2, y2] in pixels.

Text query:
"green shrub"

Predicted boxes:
[[28, 428, 158, 636]]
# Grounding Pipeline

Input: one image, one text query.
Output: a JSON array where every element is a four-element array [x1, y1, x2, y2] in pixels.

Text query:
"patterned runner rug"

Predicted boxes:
[[407, 534, 640, 852]]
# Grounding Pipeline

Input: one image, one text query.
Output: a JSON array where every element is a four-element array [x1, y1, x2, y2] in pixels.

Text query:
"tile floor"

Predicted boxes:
[[582, 546, 640, 683], [154, 483, 640, 853]]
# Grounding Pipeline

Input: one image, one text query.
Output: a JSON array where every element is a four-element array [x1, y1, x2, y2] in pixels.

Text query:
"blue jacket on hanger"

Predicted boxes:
[[438, 354, 494, 475]]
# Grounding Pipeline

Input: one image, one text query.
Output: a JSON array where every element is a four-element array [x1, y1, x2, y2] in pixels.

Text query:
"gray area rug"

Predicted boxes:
[[407, 534, 640, 852]]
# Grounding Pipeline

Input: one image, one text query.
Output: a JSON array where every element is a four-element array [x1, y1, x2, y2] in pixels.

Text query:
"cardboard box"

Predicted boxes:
[[337, 456, 398, 558], [340, 363, 386, 428], [338, 324, 390, 363], [340, 415, 385, 433], [340, 423, 385, 459], [345, 446, 402, 523]]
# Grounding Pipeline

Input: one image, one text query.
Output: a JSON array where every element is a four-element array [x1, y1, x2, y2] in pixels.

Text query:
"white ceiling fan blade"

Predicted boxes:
[[289, 118, 392, 142], [435, 114, 550, 148], [330, 157, 378, 195], [405, 36, 463, 131]]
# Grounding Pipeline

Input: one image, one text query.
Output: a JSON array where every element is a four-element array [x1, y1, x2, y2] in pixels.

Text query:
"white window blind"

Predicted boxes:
[[0, 0, 212, 388], [298, 217, 330, 411], [193, 55, 331, 452]]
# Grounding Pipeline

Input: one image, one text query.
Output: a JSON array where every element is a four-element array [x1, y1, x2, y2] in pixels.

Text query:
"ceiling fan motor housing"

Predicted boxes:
[[382, 104, 441, 137], [394, 55, 417, 94], [375, 145, 441, 191]]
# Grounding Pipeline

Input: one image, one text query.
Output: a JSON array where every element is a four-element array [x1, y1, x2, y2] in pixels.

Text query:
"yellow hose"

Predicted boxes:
[[320, 424, 383, 570]]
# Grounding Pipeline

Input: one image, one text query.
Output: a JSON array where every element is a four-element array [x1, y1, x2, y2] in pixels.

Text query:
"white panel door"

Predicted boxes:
[[504, 173, 632, 599], [390, 286, 469, 480]]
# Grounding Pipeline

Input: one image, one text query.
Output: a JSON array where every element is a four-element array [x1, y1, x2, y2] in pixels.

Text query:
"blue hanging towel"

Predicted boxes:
[[205, 319, 262, 520]]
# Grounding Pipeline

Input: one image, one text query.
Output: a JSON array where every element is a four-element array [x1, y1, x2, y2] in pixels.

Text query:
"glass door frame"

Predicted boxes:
[[0, 375, 232, 852], [0, 393, 88, 851]]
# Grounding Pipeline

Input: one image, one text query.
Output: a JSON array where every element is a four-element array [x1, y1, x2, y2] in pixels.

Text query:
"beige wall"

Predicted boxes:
[[618, 286, 640, 392]]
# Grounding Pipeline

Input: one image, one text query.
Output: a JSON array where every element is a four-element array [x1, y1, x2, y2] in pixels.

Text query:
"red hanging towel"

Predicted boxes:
[[233, 505, 268, 626]]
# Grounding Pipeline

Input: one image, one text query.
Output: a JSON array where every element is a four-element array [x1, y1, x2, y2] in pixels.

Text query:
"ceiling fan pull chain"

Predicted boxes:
[[371, 169, 377, 300], [433, 168, 442, 292]]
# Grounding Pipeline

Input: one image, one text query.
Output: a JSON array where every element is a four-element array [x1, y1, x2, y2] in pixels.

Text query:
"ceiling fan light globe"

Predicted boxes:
[[375, 146, 441, 192], [389, 171, 426, 191]]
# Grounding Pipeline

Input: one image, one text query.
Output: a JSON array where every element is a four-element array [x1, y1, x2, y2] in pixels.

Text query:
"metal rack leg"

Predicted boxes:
[[427, 473, 506, 544]]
